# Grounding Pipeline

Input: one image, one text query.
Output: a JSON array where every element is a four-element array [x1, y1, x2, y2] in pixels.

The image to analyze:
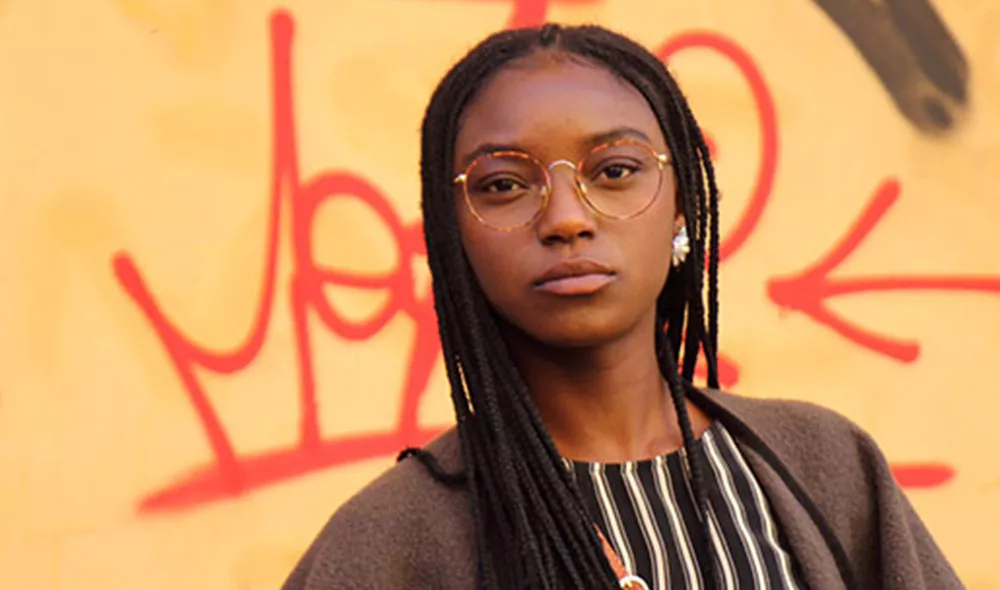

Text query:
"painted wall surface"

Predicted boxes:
[[1, 0, 998, 587]]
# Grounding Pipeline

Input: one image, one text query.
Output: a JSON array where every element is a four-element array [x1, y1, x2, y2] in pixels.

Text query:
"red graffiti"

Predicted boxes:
[[893, 465, 955, 489], [768, 179, 1000, 362], [111, 6, 969, 513], [657, 33, 970, 489], [113, 11, 443, 512], [766, 177, 999, 488], [655, 32, 779, 390], [657, 33, 779, 264]]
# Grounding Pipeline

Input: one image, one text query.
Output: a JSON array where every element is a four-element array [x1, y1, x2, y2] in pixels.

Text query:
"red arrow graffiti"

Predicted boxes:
[[767, 178, 999, 488], [768, 178, 1000, 363]]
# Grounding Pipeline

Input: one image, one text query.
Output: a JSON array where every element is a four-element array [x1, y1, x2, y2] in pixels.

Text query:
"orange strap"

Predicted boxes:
[[595, 525, 649, 589]]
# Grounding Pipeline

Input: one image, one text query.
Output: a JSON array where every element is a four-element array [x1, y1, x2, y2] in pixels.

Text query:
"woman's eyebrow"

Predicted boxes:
[[585, 126, 654, 147], [457, 142, 526, 170], [456, 126, 656, 170]]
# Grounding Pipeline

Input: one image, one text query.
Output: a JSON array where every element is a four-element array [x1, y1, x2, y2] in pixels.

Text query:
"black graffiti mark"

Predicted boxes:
[[813, 0, 969, 133]]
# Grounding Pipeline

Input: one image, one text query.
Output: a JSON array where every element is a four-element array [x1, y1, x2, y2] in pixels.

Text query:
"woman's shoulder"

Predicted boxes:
[[336, 427, 467, 518], [699, 392, 963, 588], [282, 428, 477, 590], [702, 388, 875, 444]]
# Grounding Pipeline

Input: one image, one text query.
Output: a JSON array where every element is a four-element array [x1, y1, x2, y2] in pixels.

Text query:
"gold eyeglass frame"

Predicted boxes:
[[452, 140, 671, 232]]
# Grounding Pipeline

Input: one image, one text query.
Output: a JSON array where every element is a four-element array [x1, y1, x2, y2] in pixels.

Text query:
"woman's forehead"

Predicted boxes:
[[454, 58, 665, 160]]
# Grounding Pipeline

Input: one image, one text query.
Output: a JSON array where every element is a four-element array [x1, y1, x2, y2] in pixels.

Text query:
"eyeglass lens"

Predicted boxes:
[[463, 142, 663, 229]]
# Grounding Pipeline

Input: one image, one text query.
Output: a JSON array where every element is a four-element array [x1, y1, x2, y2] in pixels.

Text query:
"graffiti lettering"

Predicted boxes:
[[113, 11, 442, 512]]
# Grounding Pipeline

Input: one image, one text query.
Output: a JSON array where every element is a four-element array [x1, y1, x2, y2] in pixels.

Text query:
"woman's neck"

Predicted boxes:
[[504, 316, 710, 464]]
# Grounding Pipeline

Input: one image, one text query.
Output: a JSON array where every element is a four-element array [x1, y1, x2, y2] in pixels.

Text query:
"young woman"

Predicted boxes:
[[283, 24, 962, 590]]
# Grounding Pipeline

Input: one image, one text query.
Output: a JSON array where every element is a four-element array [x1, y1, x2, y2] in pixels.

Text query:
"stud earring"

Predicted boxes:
[[672, 225, 690, 267]]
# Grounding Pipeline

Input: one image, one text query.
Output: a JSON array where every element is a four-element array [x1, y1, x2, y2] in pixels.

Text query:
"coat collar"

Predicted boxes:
[[423, 387, 856, 588]]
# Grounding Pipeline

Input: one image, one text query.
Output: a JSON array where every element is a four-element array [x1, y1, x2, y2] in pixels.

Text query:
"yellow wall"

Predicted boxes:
[[2, 0, 998, 587]]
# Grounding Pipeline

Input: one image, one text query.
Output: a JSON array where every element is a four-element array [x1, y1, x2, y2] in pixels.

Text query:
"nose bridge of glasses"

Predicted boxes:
[[545, 158, 585, 195], [546, 158, 577, 172]]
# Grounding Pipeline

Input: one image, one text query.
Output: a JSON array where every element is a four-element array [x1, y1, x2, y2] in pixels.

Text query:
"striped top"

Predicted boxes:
[[564, 422, 807, 590]]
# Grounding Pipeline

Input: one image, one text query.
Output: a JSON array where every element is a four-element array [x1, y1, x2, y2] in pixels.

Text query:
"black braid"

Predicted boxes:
[[407, 23, 723, 589], [691, 108, 723, 389]]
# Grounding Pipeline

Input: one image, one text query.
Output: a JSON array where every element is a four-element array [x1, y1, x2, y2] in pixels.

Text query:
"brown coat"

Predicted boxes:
[[283, 389, 964, 589]]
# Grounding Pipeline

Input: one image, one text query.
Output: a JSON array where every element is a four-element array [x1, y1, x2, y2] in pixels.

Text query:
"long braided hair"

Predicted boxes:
[[414, 23, 722, 589]]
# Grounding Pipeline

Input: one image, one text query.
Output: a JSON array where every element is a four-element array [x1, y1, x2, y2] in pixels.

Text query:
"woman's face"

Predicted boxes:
[[452, 54, 678, 348]]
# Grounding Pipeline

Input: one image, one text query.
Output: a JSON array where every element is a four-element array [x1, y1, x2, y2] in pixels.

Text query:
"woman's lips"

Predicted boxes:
[[533, 258, 617, 296], [534, 273, 616, 296]]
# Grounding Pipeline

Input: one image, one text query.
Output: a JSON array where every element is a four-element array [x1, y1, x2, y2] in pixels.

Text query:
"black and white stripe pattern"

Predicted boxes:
[[566, 422, 805, 590]]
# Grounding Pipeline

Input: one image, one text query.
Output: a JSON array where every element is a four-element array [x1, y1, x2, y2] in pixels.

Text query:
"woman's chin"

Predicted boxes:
[[490, 301, 647, 352], [520, 317, 634, 350]]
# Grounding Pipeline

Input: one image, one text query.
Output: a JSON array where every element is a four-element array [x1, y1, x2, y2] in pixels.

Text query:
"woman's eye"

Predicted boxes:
[[485, 178, 524, 192], [597, 163, 639, 181]]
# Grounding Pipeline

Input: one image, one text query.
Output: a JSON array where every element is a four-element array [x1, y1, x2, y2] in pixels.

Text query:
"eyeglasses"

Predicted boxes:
[[453, 140, 671, 231]]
